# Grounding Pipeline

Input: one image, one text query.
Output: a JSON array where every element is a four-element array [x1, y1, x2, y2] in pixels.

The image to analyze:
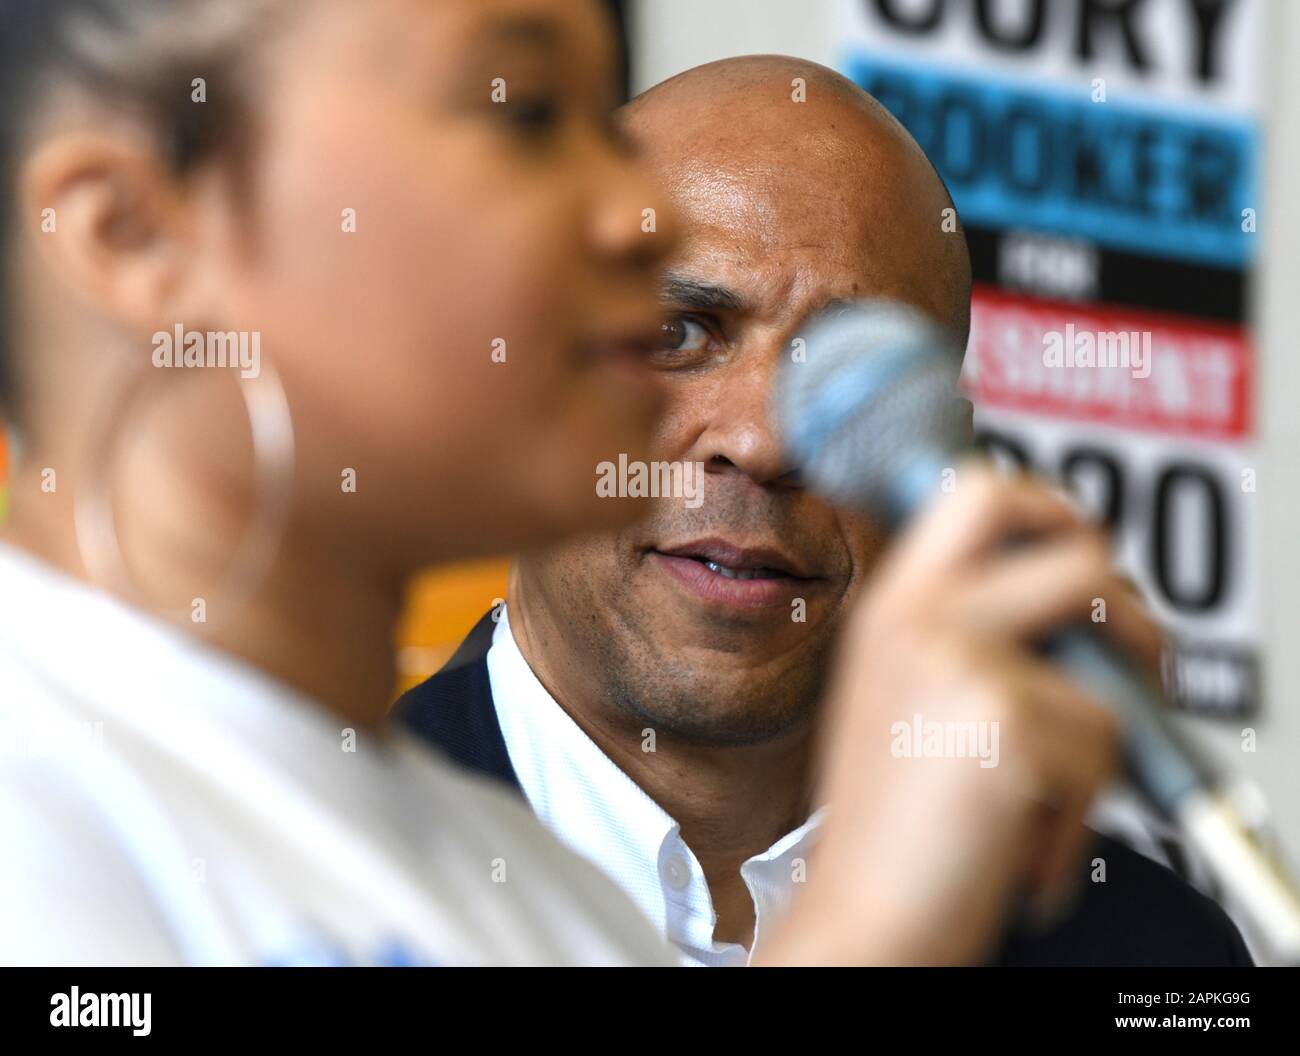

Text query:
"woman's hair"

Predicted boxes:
[[0, 0, 281, 423]]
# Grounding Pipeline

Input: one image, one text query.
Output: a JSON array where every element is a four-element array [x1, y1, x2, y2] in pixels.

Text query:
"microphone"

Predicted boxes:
[[775, 299, 1300, 966]]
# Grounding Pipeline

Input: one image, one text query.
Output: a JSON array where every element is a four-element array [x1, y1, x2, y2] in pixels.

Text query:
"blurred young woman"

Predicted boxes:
[[0, 0, 679, 966]]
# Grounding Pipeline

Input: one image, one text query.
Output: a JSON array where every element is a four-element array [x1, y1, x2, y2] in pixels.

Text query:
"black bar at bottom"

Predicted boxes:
[[0, 965, 1284, 1043]]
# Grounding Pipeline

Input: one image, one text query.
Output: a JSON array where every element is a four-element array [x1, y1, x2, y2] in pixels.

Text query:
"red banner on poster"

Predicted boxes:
[[963, 285, 1251, 441]]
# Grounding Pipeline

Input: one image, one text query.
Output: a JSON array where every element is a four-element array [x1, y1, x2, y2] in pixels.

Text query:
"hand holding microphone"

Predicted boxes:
[[766, 300, 1300, 966], [764, 464, 1152, 964]]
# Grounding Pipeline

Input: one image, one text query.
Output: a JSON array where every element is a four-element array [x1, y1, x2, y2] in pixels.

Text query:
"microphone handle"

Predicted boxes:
[[1045, 630, 1300, 965], [1043, 630, 1211, 819]]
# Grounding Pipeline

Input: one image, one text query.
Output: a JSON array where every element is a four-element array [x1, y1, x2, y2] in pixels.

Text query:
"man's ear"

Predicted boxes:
[[21, 132, 202, 336]]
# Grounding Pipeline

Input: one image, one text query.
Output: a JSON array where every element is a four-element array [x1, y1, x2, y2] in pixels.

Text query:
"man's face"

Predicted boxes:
[[513, 68, 970, 746]]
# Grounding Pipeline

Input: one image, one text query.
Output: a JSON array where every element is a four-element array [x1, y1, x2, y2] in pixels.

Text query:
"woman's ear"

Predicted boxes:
[[21, 131, 203, 335], [956, 394, 975, 443]]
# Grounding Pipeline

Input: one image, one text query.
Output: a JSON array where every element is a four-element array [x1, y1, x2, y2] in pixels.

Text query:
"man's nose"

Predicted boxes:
[[694, 361, 800, 488]]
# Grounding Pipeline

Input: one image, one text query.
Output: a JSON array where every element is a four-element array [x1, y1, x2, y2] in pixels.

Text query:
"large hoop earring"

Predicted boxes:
[[74, 356, 295, 636]]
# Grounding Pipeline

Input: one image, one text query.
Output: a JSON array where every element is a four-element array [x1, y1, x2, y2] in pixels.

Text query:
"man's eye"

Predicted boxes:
[[658, 316, 710, 352]]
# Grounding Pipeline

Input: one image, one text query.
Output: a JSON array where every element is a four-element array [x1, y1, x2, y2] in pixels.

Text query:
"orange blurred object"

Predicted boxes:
[[0, 425, 8, 525], [394, 557, 509, 697]]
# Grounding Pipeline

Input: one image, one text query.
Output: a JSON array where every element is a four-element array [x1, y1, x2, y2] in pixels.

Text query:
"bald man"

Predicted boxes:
[[399, 56, 1250, 967]]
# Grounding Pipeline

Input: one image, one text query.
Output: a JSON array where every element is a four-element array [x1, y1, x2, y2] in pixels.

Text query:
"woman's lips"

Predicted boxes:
[[650, 551, 812, 611]]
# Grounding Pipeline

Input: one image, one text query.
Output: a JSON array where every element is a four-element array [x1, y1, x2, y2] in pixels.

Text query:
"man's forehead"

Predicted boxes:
[[657, 160, 934, 315], [644, 113, 942, 258], [629, 59, 971, 335], [661, 159, 854, 250]]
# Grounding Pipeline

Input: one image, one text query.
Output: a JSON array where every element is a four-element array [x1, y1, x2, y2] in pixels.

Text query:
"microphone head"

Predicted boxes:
[[774, 300, 970, 525]]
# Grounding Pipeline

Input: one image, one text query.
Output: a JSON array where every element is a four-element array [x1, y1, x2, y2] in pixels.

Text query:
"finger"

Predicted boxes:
[[947, 525, 1110, 637], [994, 668, 1118, 922], [942, 526, 1166, 681], [1084, 578, 1167, 680], [1024, 795, 1097, 924], [995, 652, 1122, 810], [880, 460, 1084, 591]]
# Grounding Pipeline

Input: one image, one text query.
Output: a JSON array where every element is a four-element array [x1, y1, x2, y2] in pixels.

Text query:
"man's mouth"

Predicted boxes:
[[647, 538, 819, 611], [693, 559, 785, 581], [655, 538, 811, 576]]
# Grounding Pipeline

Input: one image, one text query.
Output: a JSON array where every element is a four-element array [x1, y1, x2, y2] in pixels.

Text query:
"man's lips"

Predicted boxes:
[[656, 538, 813, 578], [648, 538, 822, 611]]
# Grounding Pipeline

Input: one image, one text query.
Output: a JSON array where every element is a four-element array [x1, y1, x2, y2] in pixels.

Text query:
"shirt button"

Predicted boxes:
[[662, 853, 691, 891]]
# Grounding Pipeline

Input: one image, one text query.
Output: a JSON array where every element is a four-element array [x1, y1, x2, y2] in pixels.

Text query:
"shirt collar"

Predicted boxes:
[[487, 604, 822, 965]]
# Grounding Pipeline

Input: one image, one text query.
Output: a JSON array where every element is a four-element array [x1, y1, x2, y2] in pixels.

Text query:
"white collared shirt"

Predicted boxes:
[[488, 605, 821, 967], [0, 545, 674, 967]]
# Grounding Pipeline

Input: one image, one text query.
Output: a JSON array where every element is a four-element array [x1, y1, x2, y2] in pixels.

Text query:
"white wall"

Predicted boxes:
[[1251, 0, 1300, 859], [629, 0, 836, 93]]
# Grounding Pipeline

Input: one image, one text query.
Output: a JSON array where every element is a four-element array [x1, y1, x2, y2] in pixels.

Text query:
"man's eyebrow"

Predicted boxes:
[[659, 276, 748, 313]]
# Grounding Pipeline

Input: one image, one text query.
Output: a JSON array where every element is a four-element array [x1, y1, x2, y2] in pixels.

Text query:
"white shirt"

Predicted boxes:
[[0, 545, 674, 967], [488, 605, 821, 967]]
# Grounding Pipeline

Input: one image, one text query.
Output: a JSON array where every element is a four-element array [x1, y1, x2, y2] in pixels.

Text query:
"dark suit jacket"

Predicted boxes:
[[396, 612, 1253, 967]]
